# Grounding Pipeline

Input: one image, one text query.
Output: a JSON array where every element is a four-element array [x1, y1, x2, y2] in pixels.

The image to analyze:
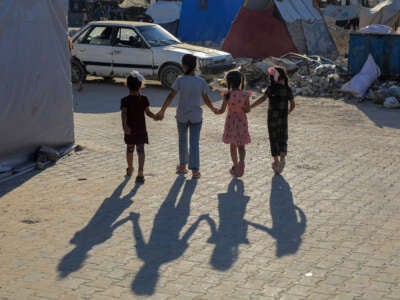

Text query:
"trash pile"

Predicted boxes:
[[213, 54, 349, 99], [210, 53, 399, 108], [365, 82, 400, 108]]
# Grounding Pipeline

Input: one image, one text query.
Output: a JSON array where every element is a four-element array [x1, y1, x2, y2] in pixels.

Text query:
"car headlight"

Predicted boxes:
[[198, 58, 212, 68]]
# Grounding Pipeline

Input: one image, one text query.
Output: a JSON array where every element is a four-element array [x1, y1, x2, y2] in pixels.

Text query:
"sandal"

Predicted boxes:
[[135, 175, 145, 184], [176, 165, 188, 175], [192, 171, 201, 179], [279, 159, 286, 173], [229, 166, 236, 176], [272, 162, 280, 174], [236, 161, 245, 177], [126, 167, 134, 177]]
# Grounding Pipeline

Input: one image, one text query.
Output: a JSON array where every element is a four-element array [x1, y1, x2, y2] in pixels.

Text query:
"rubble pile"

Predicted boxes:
[[229, 54, 348, 98], [210, 53, 399, 107], [365, 81, 400, 106]]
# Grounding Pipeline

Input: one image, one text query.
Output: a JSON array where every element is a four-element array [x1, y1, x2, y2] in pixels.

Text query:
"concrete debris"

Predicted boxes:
[[209, 53, 398, 105], [383, 96, 400, 108]]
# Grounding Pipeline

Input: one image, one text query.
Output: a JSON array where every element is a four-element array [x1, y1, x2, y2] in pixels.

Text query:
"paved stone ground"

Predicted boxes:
[[1, 81, 400, 299]]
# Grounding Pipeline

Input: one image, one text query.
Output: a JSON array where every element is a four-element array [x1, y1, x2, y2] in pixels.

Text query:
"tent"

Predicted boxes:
[[177, 0, 243, 43], [359, 0, 400, 29], [322, 4, 360, 21], [146, 1, 182, 35], [0, 1, 74, 172], [119, 0, 148, 9], [222, 0, 338, 58]]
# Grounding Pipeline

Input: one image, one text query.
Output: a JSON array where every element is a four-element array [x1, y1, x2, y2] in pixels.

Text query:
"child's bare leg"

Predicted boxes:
[[230, 144, 239, 167], [238, 145, 246, 162], [126, 145, 135, 175], [280, 152, 286, 161], [136, 144, 145, 177]]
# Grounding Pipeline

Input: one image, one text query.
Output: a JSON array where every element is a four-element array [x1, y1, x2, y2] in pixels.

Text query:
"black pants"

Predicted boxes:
[[268, 110, 288, 157]]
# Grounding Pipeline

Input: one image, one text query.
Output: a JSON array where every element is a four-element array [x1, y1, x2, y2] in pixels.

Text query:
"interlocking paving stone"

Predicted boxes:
[[1, 83, 399, 299]]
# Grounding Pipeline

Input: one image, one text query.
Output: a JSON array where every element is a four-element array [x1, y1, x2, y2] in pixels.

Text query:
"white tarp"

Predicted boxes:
[[273, 0, 322, 22], [359, 0, 400, 28], [146, 1, 181, 24], [0, 0, 74, 168]]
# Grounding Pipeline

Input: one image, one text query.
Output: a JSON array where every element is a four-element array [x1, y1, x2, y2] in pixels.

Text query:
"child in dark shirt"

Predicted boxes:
[[121, 71, 157, 183]]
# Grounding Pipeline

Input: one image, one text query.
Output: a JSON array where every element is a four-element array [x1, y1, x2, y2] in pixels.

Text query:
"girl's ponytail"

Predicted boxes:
[[182, 54, 197, 75]]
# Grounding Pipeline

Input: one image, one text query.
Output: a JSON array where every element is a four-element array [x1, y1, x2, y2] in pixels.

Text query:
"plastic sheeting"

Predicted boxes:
[[178, 0, 243, 43], [0, 0, 74, 168], [274, 0, 321, 22], [359, 0, 400, 28], [322, 4, 360, 21], [286, 21, 308, 53], [146, 1, 181, 24], [222, 6, 297, 58]]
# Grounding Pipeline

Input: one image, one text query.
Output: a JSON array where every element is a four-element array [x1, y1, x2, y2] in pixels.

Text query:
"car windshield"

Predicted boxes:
[[136, 25, 180, 47]]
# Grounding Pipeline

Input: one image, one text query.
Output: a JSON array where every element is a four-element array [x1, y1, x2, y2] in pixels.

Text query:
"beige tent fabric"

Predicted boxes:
[[0, 0, 74, 168], [119, 0, 148, 9], [359, 0, 400, 29]]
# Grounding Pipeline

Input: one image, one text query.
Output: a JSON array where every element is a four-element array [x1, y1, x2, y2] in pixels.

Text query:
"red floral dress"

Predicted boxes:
[[222, 90, 251, 146]]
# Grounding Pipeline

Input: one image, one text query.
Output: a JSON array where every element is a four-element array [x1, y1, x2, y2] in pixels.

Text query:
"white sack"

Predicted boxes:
[[0, 0, 74, 168], [341, 54, 381, 98]]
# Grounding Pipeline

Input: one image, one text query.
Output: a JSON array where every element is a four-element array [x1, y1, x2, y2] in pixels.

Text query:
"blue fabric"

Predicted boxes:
[[177, 121, 202, 170], [178, 0, 243, 43]]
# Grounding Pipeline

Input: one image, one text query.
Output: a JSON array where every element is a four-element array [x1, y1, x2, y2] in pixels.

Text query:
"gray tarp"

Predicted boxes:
[[0, 0, 74, 168], [359, 0, 400, 28]]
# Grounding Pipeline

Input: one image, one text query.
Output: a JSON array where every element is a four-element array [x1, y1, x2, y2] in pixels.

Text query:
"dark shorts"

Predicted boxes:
[[124, 132, 148, 145]]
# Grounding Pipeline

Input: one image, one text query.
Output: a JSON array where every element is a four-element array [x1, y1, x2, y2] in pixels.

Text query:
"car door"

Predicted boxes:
[[112, 27, 155, 78], [73, 25, 114, 77]]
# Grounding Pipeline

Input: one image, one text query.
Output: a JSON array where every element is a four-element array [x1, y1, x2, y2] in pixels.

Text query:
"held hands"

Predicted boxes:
[[154, 110, 165, 121]]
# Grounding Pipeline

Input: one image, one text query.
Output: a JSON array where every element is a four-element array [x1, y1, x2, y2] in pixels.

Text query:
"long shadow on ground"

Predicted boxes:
[[128, 176, 206, 296], [248, 175, 306, 257], [202, 178, 250, 271], [347, 99, 400, 129], [57, 177, 139, 278]]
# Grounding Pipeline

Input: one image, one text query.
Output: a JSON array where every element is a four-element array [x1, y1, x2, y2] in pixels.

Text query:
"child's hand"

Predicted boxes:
[[156, 111, 164, 120]]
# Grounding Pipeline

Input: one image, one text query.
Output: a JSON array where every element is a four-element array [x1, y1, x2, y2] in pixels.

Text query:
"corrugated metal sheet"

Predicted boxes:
[[348, 33, 400, 77], [273, 0, 321, 22]]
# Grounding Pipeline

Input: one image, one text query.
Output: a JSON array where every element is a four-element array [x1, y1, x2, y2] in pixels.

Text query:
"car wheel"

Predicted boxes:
[[160, 64, 182, 88], [71, 60, 86, 84]]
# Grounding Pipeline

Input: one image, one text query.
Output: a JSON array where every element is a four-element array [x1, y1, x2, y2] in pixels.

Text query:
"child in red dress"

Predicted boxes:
[[214, 71, 251, 177]]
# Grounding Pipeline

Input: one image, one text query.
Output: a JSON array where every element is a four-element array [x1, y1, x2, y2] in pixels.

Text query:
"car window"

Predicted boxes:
[[136, 25, 180, 47], [114, 28, 145, 48], [79, 26, 113, 46]]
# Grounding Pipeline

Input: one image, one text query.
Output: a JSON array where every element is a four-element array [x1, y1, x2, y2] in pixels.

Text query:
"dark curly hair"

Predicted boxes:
[[225, 70, 245, 100], [182, 54, 197, 75], [126, 75, 142, 91]]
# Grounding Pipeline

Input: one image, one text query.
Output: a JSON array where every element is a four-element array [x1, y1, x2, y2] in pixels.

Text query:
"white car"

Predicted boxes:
[[71, 21, 234, 87]]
